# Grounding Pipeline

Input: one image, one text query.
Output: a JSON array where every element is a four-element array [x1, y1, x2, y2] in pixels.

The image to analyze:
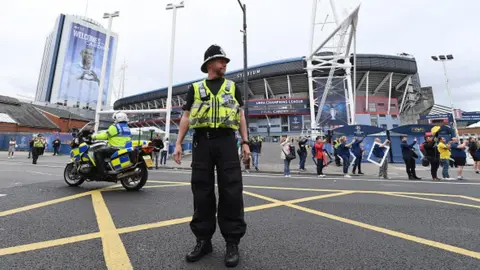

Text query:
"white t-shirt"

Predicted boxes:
[[162, 141, 169, 152], [9, 140, 16, 146]]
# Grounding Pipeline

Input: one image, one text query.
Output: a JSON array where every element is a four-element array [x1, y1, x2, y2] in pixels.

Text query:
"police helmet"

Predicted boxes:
[[113, 112, 129, 123]]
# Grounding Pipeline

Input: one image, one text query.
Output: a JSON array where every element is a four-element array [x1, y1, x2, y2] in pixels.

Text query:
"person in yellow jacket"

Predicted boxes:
[[437, 137, 453, 180], [91, 112, 132, 175], [32, 134, 45, 164], [173, 45, 249, 267]]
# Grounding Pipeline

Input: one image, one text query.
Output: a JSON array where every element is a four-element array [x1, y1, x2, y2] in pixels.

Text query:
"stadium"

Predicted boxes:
[[113, 53, 433, 138]]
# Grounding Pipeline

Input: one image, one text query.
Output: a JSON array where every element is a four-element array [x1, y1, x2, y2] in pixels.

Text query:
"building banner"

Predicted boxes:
[[289, 115, 303, 131], [58, 22, 115, 108]]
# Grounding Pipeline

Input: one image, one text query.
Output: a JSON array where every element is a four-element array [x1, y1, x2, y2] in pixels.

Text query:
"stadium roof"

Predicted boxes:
[[428, 104, 452, 115], [0, 96, 59, 130], [114, 53, 419, 109]]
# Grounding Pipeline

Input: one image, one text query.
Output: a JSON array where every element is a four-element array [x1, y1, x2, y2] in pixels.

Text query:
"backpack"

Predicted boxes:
[[289, 145, 296, 159]]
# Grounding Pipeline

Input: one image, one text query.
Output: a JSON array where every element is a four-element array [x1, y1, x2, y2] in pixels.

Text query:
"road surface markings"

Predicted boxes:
[[385, 193, 480, 209], [243, 190, 480, 260], [91, 191, 133, 270], [151, 169, 480, 186], [0, 194, 6, 198]]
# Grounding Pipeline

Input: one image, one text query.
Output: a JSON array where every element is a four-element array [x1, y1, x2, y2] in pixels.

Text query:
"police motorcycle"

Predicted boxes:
[[63, 122, 154, 191]]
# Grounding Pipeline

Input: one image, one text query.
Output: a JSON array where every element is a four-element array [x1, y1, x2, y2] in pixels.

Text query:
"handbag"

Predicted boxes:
[[282, 148, 295, 161], [421, 158, 430, 167]]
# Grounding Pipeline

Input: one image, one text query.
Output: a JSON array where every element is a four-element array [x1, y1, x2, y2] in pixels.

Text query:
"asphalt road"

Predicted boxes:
[[0, 154, 480, 269]]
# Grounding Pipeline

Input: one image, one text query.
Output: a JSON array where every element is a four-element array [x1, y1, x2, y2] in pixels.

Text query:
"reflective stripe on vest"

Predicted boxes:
[[189, 79, 240, 130]]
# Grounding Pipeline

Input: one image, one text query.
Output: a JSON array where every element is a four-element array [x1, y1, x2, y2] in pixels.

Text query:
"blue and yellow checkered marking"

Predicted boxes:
[[111, 147, 133, 159], [70, 147, 81, 162], [79, 143, 89, 153], [111, 154, 132, 170]]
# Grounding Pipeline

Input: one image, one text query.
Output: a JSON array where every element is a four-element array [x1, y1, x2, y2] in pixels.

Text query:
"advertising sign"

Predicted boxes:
[[315, 78, 348, 125], [288, 115, 303, 131], [57, 22, 115, 108], [249, 108, 310, 116], [249, 99, 307, 106]]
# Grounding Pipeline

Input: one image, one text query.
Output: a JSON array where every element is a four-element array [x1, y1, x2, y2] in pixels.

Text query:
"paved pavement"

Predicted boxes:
[[0, 152, 480, 269]]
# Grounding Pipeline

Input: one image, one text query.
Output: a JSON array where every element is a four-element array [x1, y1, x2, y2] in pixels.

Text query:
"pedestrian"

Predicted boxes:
[[338, 136, 354, 178], [52, 137, 61, 156], [437, 137, 453, 180], [333, 137, 342, 166], [423, 136, 440, 181], [152, 134, 164, 169], [160, 138, 169, 165], [373, 137, 390, 179], [314, 136, 327, 177], [400, 136, 421, 180], [250, 137, 260, 171], [32, 134, 44, 164], [467, 137, 479, 174], [298, 137, 308, 171], [280, 136, 292, 177], [351, 136, 365, 175], [27, 137, 34, 159], [7, 137, 16, 159], [450, 137, 467, 180], [173, 44, 249, 267]]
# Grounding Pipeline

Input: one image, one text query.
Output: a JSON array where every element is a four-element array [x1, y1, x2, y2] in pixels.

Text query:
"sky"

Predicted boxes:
[[1, 0, 478, 111]]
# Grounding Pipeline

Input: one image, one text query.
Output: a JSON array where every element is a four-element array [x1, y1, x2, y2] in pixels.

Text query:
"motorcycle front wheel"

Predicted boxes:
[[64, 163, 86, 187], [120, 164, 148, 191]]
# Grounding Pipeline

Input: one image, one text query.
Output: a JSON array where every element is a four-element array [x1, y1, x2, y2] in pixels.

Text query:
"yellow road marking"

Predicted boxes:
[[0, 232, 100, 256], [243, 190, 480, 260], [117, 192, 348, 235], [386, 193, 480, 209], [147, 180, 468, 198], [106, 183, 190, 191], [460, 195, 480, 203], [0, 192, 92, 217], [91, 191, 133, 270]]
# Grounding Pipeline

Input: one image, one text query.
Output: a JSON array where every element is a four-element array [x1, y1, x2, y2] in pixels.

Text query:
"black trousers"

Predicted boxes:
[[428, 157, 440, 179], [95, 147, 117, 175], [316, 158, 324, 175], [403, 157, 417, 178], [32, 147, 42, 164], [190, 130, 246, 244], [53, 146, 59, 155], [352, 155, 362, 173]]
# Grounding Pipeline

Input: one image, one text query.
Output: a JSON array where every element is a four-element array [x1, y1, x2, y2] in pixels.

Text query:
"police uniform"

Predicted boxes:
[[32, 135, 44, 164], [182, 45, 246, 267], [92, 121, 132, 175]]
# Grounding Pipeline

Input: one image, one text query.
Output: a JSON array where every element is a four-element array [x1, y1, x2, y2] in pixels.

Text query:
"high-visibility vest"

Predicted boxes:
[[93, 122, 132, 148], [334, 140, 341, 149], [189, 79, 240, 130], [33, 138, 44, 148]]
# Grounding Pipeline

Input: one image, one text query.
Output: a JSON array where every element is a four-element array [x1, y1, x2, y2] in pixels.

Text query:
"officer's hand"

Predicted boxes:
[[173, 144, 182, 164], [242, 144, 250, 162]]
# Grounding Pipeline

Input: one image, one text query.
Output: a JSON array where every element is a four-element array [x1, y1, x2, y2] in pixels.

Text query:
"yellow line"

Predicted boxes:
[[385, 193, 480, 209], [148, 180, 189, 185], [106, 183, 190, 191], [0, 191, 93, 217], [245, 190, 480, 260], [91, 191, 133, 270], [0, 232, 101, 256], [460, 195, 480, 203], [146, 180, 469, 199]]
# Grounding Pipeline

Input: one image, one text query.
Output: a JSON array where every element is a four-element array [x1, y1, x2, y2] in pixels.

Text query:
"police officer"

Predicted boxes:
[[173, 45, 250, 268], [91, 112, 132, 176], [32, 134, 44, 164]]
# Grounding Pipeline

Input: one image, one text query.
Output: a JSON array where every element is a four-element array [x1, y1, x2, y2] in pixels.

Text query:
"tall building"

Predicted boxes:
[[35, 14, 118, 111]]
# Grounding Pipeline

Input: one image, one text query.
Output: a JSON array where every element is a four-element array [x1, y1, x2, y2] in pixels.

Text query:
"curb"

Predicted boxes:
[[156, 166, 347, 177]]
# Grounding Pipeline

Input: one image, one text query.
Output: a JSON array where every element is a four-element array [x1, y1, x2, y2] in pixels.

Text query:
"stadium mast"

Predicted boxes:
[[306, 0, 360, 133]]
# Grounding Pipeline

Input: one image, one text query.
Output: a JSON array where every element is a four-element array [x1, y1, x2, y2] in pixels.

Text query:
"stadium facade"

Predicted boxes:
[[113, 53, 434, 137], [35, 14, 118, 111]]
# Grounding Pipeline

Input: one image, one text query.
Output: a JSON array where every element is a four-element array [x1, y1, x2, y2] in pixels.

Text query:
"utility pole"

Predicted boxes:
[[237, 0, 249, 134]]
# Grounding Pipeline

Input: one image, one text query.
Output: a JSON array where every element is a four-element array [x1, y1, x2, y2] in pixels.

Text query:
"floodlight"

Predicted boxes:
[[431, 56, 438, 61]]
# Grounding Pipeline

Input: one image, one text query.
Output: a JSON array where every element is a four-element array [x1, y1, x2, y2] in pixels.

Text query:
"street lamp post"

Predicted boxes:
[[164, 1, 184, 141], [94, 11, 119, 132], [431, 54, 459, 137], [237, 0, 249, 134]]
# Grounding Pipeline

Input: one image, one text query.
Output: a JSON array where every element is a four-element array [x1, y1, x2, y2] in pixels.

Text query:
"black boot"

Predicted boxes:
[[186, 240, 213, 262], [224, 243, 240, 267]]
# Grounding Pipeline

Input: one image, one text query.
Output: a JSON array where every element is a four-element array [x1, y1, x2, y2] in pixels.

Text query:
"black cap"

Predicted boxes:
[[201, 44, 230, 73]]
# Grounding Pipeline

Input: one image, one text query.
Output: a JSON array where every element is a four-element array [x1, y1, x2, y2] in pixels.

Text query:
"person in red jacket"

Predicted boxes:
[[314, 136, 327, 177]]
